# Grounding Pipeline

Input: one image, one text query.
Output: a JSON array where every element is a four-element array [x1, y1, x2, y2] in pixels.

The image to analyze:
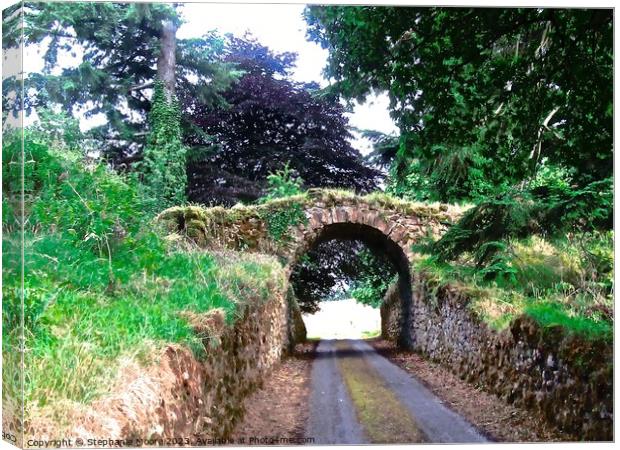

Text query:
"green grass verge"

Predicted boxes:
[[414, 234, 613, 340], [1, 135, 285, 415], [361, 329, 381, 339]]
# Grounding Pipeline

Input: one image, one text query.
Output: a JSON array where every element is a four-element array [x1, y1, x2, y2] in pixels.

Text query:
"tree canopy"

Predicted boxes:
[[23, 3, 382, 206], [290, 240, 397, 313], [23, 1, 236, 162], [305, 7, 613, 202], [186, 36, 382, 205], [7, 3, 613, 312]]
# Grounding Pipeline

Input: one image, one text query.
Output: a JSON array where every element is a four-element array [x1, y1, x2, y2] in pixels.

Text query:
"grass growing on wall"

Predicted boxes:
[[414, 234, 613, 340], [1, 134, 283, 413]]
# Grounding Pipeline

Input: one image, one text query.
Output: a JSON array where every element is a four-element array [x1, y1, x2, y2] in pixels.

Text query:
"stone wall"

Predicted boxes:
[[48, 285, 293, 445], [156, 189, 464, 269], [381, 273, 613, 441]]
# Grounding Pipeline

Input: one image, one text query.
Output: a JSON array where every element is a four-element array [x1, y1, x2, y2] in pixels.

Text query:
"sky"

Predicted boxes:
[[20, 2, 399, 154], [177, 2, 399, 152]]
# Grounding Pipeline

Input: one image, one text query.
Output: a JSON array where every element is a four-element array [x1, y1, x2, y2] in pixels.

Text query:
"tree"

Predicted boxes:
[[186, 35, 383, 206], [290, 240, 397, 313], [305, 7, 613, 202], [24, 6, 382, 206], [137, 82, 187, 208], [23, 2, 235, 163]]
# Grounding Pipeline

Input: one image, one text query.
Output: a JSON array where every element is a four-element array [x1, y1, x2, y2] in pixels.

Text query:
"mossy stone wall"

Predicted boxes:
[[62, 282, 294, 443], [381, 274, 613, 440]]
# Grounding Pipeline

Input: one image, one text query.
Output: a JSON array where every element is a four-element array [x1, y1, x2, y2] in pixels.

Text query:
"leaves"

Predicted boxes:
[[186, 36, 383, 206], [136, 81, 187, 209], [305, 7, 613, 202]]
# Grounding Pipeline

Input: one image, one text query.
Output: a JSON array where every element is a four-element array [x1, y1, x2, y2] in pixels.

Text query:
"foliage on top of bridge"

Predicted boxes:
[[157, 188, 467, 258]]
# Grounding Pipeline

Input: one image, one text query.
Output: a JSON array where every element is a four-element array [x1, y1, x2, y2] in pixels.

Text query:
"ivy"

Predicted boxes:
[[261, 203, 308, 241], [257, 163, 308, 241], [137, 81, 187, 209]]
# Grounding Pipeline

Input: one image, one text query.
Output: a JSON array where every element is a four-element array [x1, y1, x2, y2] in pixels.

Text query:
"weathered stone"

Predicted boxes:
[[56, 273, 294, 444], [380, 273, 613, 441]]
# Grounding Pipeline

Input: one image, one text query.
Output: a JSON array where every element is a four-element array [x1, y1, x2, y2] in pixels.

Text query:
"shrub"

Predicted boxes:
[[2, 132, 241, 409], [259, 162, 304, 202]]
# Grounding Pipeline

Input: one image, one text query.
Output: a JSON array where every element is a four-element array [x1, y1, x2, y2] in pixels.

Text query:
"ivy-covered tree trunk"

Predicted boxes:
[[138, 82, 187, 209], [137, 19, 186, 209]]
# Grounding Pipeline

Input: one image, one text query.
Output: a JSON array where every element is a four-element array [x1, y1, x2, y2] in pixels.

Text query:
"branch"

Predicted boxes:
[[128, 81, 154, 92]]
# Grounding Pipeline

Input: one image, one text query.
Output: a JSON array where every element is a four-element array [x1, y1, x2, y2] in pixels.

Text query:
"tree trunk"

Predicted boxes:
[[157, 19, 177, 101]]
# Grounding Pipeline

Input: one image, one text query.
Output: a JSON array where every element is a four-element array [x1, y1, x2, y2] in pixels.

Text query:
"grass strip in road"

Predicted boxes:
[[335, 341, 427, 444]]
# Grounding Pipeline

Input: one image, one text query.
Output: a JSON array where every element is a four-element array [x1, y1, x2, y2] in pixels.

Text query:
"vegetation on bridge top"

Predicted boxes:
[[157, 188, 468, 244]]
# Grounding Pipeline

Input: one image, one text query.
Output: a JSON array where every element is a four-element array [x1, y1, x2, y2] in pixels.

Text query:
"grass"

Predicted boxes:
[[15, 244, 284, 411], [361, 329, 381, 339], [1, 135, 287, 421], [336, 341, 427, 444], [414, 234, 613, 340]]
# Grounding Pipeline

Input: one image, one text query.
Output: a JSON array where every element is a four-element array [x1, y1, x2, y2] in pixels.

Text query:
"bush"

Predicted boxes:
[[2, 133, 239, 408], [349, 249, 397, 308], [259, 162, 304, 202], [431, 178, 613, 267], [414, 233, 613, 339]]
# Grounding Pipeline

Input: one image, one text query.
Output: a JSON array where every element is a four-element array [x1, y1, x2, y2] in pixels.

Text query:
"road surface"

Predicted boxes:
[[305, 339, 488, 444]]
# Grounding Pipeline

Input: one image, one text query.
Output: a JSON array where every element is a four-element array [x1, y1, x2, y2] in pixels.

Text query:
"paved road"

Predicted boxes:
[[305, 340, 368, 444], [305, 339, 488, 445]]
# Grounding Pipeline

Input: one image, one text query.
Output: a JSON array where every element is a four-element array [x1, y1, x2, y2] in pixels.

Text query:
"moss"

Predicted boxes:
[[304, 188, 468, 222], [157, 188, 466, 248], [524, 301, 612, 340], [336, 341, 427, 443]]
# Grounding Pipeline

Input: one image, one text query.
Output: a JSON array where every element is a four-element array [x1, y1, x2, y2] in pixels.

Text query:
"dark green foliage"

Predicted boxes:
[[349, 249, 397, 308], [431, 193, 539, 266], [305, 7, 613, 202], [22, 1, 236, 162], [291, 241, 397, 313], [431, 178, 613, 266], [360, 130, 400, 170], [137, 81, 187, 209]]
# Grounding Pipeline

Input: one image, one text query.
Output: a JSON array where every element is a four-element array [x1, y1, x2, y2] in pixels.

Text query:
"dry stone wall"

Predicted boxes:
[[381, 274, 613, 440], [51, 286, 292, 444]]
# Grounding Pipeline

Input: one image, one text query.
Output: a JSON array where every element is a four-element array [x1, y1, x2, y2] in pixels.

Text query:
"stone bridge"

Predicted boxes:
[[157, 188, 463, 346], [156, 189, 612, 439], [157, 188, 461, 265]]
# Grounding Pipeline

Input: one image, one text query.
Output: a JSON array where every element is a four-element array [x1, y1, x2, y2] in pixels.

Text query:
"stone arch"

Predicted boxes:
[[287, 221, 414, 347], [285, 203, 422, 266], [156, 190, 461, 348]]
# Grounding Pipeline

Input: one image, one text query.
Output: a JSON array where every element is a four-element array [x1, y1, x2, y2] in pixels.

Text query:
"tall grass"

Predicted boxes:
[[2, 133, 277, 412], [415, 234, 613, 340]]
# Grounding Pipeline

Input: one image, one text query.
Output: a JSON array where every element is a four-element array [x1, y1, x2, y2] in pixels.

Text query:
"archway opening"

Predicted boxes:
[[289, 223, 413, 346]]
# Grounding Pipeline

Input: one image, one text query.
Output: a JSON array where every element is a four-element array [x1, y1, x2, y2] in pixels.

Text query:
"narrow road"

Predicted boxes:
[[306, 339, 488, 444]]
